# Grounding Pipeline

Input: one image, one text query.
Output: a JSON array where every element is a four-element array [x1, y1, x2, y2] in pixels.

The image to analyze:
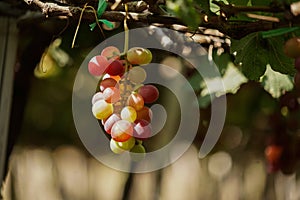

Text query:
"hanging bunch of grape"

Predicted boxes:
[[284, 37, 300, 91], [88, 45, 159, 159]]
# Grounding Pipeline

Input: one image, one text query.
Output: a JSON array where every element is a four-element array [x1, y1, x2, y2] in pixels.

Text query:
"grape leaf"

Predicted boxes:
[[198, 62, 248, 107], [262, 27, 300, 38], [266, 37, 296, 75], [227, 0, 249, 6], [231, 32, 268, 80], [166, 0, 201, 29], [260, 65, 294, 98]]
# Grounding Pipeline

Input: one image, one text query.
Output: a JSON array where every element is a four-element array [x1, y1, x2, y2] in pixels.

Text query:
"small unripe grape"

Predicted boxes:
[[91, 92, 104, 105], [103, 114, 121, 134], [127, 93, 144, 111], [110, 139, 125, 154], [130, 144, 146, 161], [88, 55, 109, 76], [111, 120, 133, 142], [100, 78, 118, 91], [117, 137, 135, 150], [92, 100, 113, 120], [101, 46, 120, 60], [121, 106, 137, 122], [284, 37, 300, 58], [138, 85, 159, 104], [127, 47, 152, 65], [103, 87, 121, 103]]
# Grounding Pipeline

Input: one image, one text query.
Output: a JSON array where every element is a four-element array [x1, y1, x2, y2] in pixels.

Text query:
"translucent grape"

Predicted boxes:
[[127, 93, 144, 111], [103, 87, 121, 103], [117, 137, 135, 150], [103, 114, 121, 134], [101, 46, 120, 60], [128, 66, 147, 84], [121, 106, 137, 122], [100, 78, 118, 91], [133, 119, 152, 139], [91, 92, 104, 105], [92, 99, 113, 120], [127, 47, 152, 65], [88, 55, 109, 76], [110, 139, 125, 154], [138, 85, 159, 103], [136, 106, 153, 122], [130, 144, 146, 161], [111, 120, 133, 142]]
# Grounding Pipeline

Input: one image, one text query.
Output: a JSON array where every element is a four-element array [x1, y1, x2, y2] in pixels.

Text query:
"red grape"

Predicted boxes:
[[106, 60, 125, 76], [127, 93, 144, 111], [265, 145, 283, 164], [284, 37, 300, 58], [136, 106, 153, 122], [138, 85, 159, 103], [100, 78, 118, 91]]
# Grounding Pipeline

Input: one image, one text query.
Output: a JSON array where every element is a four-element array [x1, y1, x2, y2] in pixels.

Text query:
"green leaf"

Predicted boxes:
[[266, 37, 296, 75], [261, 27, 300, 38], [227, 0, 249, 6], [250, 0, 270, 6], [97, 0, 107, 18], [260, 65, 294, 98], [210, 0, 229, 13], [213, 51, 233, 75], [89, 20, 114, 31], [166, 0, 201, 28], [231, 32, 268, 80]]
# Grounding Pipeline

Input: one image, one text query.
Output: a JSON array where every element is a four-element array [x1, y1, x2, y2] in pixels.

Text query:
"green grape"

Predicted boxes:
[[121, 106, 137, 122], [127, 47, 152, 65], [92, 99, 113, 120], [117, 137, 135, 150], [130, 144, 146, 161], [110, 139, 125, 154]]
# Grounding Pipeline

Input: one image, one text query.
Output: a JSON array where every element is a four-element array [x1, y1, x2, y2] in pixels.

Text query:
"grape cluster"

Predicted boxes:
[[284, 37, 300, 91], [88, 46, 159, 159]]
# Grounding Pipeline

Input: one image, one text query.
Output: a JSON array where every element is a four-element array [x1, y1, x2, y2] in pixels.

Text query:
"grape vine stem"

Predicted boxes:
[[22, 0, 300, 39]]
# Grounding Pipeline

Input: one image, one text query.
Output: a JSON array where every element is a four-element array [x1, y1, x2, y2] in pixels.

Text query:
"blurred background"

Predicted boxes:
[[1, 5, 300, 200]]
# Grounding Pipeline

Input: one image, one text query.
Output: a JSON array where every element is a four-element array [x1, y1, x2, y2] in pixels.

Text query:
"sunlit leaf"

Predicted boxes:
[[260, 65, 294, 98]]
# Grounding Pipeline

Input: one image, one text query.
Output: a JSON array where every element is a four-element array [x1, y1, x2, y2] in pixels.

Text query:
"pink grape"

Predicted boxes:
[[103, 114, 121, 134], [101, 46, 120, 60], [133, 119, 152, 139], [100, 78, 118, 91], [88, 55, 109, 76], [138, 85, 159, 103], [103, 87, 121, 103], [111, 120, 133, 142], [92, 92, 104, 105], [127, 93, 144, 111]]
